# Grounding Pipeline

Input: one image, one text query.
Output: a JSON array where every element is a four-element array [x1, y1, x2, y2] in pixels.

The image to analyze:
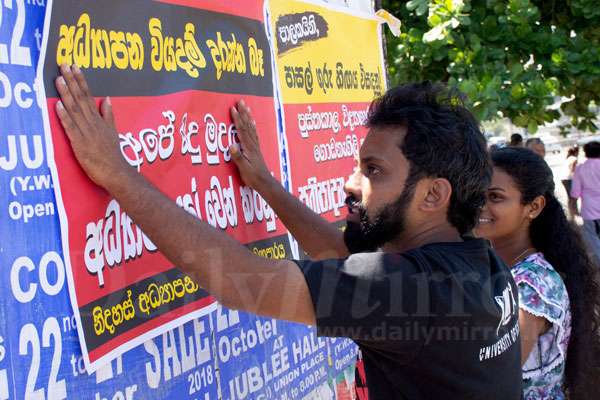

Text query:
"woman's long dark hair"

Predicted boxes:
[[492, 147, 600, 399]]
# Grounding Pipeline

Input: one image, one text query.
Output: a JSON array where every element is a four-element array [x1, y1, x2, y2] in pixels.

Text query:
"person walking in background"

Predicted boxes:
[[475, 147, 600, 400], [510, 133, 524, 147], [571, 141, 600, 265], [526, 137, 546, 158], [561, 145, 579, 221]]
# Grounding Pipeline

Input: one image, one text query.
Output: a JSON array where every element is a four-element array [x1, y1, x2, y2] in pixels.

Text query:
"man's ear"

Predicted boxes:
[[420, 178, 453, 211]]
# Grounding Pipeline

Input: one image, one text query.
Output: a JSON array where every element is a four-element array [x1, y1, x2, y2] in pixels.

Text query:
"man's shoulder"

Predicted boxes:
[[579, 158, 600, 172], [343, 251, 420, 277], [415, 237, 489, 253], [342, 238, 504, 280], [405, 238, 494, 268]]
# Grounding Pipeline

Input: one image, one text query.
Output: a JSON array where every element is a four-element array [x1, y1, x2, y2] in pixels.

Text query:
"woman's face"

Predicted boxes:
[[475, 167, 532, 242]]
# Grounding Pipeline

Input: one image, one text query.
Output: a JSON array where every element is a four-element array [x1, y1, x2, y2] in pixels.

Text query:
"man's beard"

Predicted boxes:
[[343, 184, 415, 254]]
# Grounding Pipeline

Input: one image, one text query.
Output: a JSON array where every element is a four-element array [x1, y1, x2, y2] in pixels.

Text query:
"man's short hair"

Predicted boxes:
[[525, 137, 544, 147], [510, 133, 523, 146], [367, 81, 491, 235], [583, 141, 600, 159]]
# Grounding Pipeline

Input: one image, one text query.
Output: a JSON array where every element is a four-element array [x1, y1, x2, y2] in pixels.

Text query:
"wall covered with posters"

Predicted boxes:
[[0, 0, 385, 398]]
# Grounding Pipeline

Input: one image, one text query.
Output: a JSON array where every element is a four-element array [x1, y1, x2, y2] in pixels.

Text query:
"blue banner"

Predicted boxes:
[[0, 1, 359, 398]]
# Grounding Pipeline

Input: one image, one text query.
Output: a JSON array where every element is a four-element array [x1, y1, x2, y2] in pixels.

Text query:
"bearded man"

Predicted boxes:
[[54, 65, 521, 399]]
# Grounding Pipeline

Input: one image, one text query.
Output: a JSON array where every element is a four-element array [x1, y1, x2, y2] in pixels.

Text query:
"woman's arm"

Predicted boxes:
[[518, 309, 550, 365]]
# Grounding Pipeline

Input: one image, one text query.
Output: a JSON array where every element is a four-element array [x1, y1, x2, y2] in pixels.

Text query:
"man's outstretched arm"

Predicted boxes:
[[54, 64, 315, 325], [229, 102, 350, 260]]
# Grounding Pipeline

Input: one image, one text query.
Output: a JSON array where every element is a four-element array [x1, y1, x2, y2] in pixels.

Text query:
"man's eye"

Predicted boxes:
[[366, 165, 381, 176]]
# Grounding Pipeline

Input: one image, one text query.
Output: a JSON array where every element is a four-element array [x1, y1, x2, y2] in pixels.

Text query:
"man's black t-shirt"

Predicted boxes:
[[294, 238, 522, 399]]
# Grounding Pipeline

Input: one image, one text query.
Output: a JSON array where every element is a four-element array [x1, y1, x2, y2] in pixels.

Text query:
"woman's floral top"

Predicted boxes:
[[512, 253, 571, 399]]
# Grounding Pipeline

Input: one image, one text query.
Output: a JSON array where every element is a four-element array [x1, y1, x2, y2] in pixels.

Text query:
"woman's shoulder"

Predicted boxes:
[[512, 253, 569, 320], [513, 253, 562, 285]]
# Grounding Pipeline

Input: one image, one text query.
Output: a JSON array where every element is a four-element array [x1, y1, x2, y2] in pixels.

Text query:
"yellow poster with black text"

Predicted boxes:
[[267, 0, 386, 253]]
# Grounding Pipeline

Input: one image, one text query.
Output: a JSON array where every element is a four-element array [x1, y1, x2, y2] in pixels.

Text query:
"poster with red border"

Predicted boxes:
[[39, 0, 288, 372], [266, 0, 387, 257]]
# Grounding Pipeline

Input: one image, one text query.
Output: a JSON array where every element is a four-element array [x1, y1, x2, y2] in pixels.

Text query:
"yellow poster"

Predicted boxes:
[[266, 0, 387, 258], [268, 0, 385, 104]]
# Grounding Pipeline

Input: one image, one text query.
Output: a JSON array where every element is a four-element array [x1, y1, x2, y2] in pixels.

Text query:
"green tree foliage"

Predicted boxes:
[[383, 0, 600, 132]]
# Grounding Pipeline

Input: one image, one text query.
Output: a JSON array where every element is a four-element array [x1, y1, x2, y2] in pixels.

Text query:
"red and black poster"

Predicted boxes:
[[40, 0, 289, 371]]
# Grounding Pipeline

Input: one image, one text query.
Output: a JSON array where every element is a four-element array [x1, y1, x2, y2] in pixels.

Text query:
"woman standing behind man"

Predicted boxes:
[[475, 147, 600, 399]]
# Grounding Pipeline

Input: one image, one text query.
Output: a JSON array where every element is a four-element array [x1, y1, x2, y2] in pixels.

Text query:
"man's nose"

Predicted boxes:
[[344, 168, 362, 200]]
